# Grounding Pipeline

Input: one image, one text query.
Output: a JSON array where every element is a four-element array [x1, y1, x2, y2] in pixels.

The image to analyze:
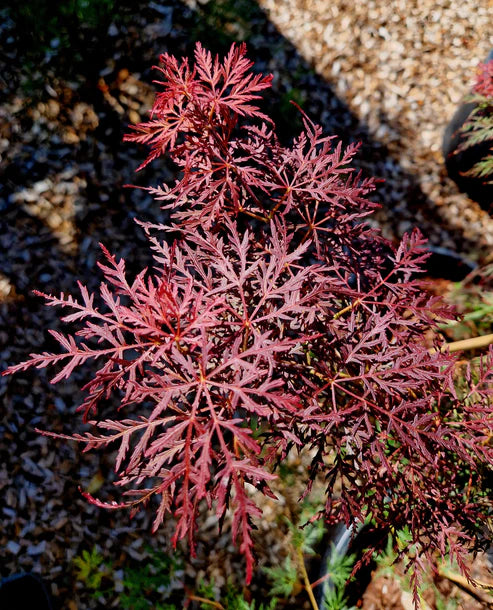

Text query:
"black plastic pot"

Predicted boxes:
[[424, 245, 476, 281], [315, 523, 385, 608], [0, 573, 54, 610], [443, 50, 493, 211]]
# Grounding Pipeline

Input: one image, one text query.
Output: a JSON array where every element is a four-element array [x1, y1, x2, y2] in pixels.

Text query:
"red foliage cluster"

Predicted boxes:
[[473, 59, 493, 98], [5, 43, 493, 595]]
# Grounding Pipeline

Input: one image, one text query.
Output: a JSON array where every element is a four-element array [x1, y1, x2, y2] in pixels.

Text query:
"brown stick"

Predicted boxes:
[[188, 595, 225, 609], [437, 566, 493, 606], [296, 545, 320, 610], [430, 332, 493, 354]]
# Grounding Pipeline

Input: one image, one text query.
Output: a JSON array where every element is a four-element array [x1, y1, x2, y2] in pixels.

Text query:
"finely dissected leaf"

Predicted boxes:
[[5, 219, 320, 583], [4, 42, 493, 601], [462, 154, 493, 182], [263, 557, 298, 598], [473, 59, 493, 98]]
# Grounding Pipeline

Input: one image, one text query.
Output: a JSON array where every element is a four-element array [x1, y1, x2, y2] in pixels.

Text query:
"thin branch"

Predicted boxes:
[[431, 332, 493, 354], [296, 546, 320, 610], [333, 299, 360, 321], [188, 594, 225, 609], [438, 566, 493, 605]]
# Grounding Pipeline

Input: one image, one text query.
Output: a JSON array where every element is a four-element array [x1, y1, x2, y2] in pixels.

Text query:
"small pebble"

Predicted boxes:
[[7, 541, 21, 555], [27, 541, 47, 556]]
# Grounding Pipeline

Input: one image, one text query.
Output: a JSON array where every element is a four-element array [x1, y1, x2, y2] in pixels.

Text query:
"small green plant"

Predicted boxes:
[[119, 548, 181, 610], [195, 580, 278, 610], [322, 544, 357, 610], [263, 557, 298, 599], [73, 545, 182, 608], [262, 503, 356, 610], [372, 527, 414, 576], [73, 546, 112, 597]]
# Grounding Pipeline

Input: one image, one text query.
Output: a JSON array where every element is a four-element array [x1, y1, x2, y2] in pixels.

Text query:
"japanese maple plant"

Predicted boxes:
[[5, 43, 493, 602]]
